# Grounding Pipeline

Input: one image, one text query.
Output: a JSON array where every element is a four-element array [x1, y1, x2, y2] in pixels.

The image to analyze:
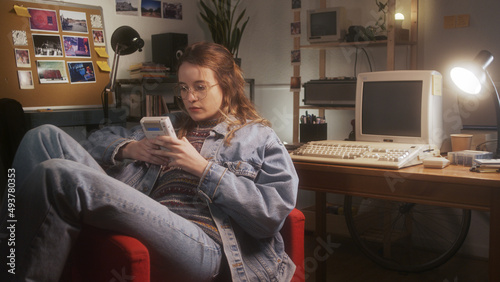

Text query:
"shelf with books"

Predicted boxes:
[[115, 77, 179, 121]]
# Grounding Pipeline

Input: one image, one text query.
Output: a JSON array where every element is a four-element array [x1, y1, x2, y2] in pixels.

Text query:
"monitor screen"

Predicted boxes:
[[310, 11, 338, 37], [355, 70, 443, 148], [361, 81, 422, 137]]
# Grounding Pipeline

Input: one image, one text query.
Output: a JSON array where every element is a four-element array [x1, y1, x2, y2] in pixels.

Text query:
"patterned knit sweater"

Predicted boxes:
[[150, 120, 222, 246]]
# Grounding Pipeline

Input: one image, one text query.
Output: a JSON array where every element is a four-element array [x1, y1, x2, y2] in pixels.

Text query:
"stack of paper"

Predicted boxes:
[[129, 62, 170, 79], [470, 159, 500, 173]]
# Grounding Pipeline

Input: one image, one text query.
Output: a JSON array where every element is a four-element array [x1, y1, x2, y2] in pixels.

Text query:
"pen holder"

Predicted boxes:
[[300, 123, 327, 143]]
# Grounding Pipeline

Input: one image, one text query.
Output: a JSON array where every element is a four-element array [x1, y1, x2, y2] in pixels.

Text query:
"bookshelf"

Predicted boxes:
[[291, 0, 419, 143]]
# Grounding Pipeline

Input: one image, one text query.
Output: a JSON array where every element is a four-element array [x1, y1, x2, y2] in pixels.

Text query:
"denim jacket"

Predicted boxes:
[[83, 113, 299, 281]]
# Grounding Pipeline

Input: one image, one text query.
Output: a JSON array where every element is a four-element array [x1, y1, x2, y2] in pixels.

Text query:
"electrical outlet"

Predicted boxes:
[[444, 15, 456, 29], [456, 14, 470, 28]]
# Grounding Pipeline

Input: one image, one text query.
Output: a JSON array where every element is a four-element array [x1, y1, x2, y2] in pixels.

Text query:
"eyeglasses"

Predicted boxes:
[[177, 83, 218, 100]]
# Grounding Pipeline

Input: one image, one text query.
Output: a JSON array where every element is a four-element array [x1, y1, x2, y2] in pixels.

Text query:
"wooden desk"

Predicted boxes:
[[293, 161, 500, 281]]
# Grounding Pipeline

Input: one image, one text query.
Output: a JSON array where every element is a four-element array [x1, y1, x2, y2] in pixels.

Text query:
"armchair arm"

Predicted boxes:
[[281, 208, 306, 282], [64, 226, 150, 282]]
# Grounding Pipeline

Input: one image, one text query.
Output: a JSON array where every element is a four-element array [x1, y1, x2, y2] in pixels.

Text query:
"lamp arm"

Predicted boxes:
[[103, 46, 121, 125], [485, 70, 500, 157]]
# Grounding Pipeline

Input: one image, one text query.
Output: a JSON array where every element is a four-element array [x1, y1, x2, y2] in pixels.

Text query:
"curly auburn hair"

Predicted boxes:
[[175, 42, 270, 145]]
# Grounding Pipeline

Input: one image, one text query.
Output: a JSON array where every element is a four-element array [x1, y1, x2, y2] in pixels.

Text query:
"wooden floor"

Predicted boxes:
[[303, 232, 488, 282]]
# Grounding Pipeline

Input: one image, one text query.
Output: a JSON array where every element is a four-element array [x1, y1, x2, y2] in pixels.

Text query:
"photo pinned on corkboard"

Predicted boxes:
[[28, 8, 59, 32], [18, 70, 34, 89], [92, 30, 105, 46], [90, 14, 103, 28], [67, 61, 96, 84], [15, 49, 31, 68], [36, 60, 69, 84], [60, 10, 88, 33], [63, 35, 91, 58], [12, 30, 28, 46], [32, 34, 63, 57]]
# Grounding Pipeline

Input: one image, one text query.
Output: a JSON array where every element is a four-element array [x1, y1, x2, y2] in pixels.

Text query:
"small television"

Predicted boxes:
[[307, 7, 346, 43], [355, 70, 444, 148]]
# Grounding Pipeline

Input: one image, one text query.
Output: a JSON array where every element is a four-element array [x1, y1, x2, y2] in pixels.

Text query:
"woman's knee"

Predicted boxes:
[[26, 124, 62, 138], [21, 124, 62, 146]]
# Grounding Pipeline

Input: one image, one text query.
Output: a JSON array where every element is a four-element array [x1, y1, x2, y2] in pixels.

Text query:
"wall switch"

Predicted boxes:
[[456, 14, 470, 28], [444, 15, 456, 29]]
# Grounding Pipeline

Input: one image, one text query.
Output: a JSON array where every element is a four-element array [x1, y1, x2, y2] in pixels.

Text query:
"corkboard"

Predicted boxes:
[[0, 0, 112, 109]]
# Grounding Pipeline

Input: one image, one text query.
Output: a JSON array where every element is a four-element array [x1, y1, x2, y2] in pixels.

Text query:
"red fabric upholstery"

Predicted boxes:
[[282, 208, 306, 282], [65, 208, 305, 281], [62, 226, 150, 282]]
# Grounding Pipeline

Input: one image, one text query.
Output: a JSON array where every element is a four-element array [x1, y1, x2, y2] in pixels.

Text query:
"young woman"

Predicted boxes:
[[1, 42, 298, 281]]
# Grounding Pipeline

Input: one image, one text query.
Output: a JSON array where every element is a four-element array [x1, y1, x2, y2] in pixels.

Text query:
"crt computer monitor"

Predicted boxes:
[[355, 70, 444, 148], [307, 7, 346, 43]]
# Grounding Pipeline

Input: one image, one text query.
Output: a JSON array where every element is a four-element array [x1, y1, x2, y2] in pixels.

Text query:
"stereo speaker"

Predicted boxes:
[[151, 33, 188, 71]]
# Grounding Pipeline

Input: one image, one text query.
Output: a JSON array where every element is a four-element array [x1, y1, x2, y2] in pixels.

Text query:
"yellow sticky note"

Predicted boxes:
[[14, 5, 31, 17], [95, 47, 109, 58], [96, 61, 111, 72]]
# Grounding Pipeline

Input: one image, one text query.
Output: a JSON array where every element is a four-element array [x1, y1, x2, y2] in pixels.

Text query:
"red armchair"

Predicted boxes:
[[63, 208, 305, 282]]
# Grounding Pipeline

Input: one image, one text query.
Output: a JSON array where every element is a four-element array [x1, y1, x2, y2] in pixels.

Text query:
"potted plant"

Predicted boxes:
[[365, 0, 388, 40], [199, 0, 249, 62]]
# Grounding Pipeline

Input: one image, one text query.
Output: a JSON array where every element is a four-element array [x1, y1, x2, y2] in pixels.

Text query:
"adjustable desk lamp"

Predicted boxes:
[[103, 26, 144, 125], [450, 50, 500, 157]]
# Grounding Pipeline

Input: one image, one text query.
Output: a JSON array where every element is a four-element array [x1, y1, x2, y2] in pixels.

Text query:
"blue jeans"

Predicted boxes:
[[0, 125, 222, 282]]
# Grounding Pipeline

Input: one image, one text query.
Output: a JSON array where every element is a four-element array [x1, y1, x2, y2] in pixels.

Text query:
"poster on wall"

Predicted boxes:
[[60, 10, 88, 33], [63, 35, 91, 57], [142, 0, 161, 18], [32, 34, 63, 57], [36, 60, 69, 84], [116, 0, 139, 16], [163, 3, 182, 20], [28, 8, 59, 32]]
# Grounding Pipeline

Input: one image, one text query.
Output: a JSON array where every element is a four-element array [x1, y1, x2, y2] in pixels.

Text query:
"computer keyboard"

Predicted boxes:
[[291, 140, 440, 169]]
